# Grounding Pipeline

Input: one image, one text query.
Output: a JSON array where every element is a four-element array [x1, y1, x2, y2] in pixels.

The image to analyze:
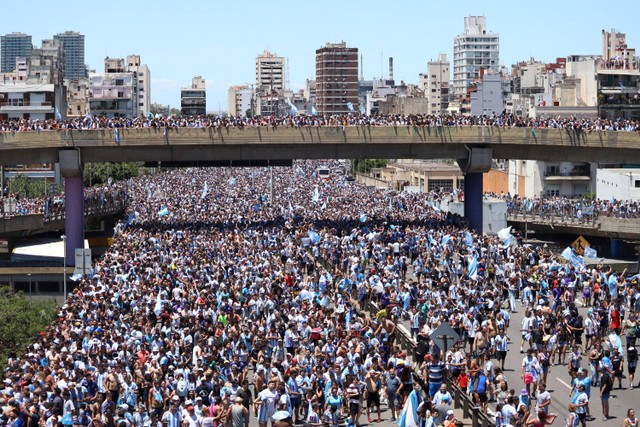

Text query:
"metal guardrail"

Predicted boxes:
[[312, 245, 495, 427], [360, 300, 495, 427]]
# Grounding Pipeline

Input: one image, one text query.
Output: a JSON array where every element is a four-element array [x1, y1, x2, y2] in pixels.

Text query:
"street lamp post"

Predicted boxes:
[[61, 234, 67, 301], [27, 273, 32, 301]]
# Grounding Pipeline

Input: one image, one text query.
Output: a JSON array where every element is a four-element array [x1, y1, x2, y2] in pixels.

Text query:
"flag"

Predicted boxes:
[[441, 235, 451, 246], [468, 254, 478, 280], [308, 230, 320, 245], [359, 213, 367, 223], [503, 235, 516, 248], [200, 181, 208, 200], [629, 273, 640, 283], [582, 205, 594, 216], [584, 246, 597, 259], [311, 106, 317, 116], [428, 231, 437, 247], [153, 292, 162, 316], [114, 128, 121, 143], [228, 177, 236, 186], [286, 97, 298, 115], [359, 104, 366, 114], [398, 389, 422, 427], [560, 247, 573, 261], [158, 207, 169, 217], [345, 309, 352, 330], [525, 199, 534, 211], [347, 102, 354, 112], [312, 186, 320, 203], [465, 231, 473, 247], [532, 128, 537, 139], [497, 226, 512, 241]]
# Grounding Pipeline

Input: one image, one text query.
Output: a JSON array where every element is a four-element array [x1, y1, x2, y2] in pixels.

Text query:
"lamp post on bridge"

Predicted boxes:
[[61, 234, 67, 301]]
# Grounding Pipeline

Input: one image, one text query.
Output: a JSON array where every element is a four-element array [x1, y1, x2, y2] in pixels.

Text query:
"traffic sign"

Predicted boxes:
[[429, 322, 461, 354], [571, 235, 590, 256]]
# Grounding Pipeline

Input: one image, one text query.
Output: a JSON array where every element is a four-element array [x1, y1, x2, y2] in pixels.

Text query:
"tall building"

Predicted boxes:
[[53, 31, 85, 79], [127, 55, 151, 116], [1, 32, 32, 73], [181, 76, 206, 116], [88, 55, 150, 118], [453, 16, 499, 98], [256, 50, 285, 92], [255, 50, 285, 116], [227, 85, 253, 117], [315, 42, 359, 115], [422, 53, 450, 115]]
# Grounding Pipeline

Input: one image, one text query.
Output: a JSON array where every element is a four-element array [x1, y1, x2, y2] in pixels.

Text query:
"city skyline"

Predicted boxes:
[[2, 0, 639, 112]]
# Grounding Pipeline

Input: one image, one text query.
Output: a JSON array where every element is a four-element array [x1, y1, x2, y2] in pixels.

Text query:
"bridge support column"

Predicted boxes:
[[59, 149, 83, 266], [458, 147, 492, 233], [611, 239, 624, 258], [464, 173, 483, 233]]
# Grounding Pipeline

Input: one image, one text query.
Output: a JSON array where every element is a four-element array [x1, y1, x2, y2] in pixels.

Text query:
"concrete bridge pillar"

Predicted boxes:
[[59, 149, 83, 266], [458, 147, 492, 233]]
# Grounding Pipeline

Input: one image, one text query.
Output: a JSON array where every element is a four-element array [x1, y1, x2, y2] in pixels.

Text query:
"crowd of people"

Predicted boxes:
[[501, 195, 640, 220], [0, 160, 639, 427], [1, 113, 640, 133]]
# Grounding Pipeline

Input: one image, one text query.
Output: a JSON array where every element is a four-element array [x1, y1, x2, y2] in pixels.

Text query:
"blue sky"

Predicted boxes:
[[4, 0, 639, 113]]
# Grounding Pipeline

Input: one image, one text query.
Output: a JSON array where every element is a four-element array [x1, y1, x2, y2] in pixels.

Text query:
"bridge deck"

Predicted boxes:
[[0, 126, 639, 165]]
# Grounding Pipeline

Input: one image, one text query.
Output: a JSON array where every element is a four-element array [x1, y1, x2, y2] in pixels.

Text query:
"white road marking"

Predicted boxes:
[[556, 377, 572, 390]]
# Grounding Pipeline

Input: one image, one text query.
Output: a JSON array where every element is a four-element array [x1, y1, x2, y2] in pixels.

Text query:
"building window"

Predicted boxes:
[[428, 179, 454, 192], [635, 180, 640, 188]]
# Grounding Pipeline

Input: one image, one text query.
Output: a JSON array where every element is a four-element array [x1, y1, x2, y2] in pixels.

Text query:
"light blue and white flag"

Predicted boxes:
[[497, 226, 512, 242], [503, 235, 516, 248], [308, 230, 320, 245], [428, 231, 437, 247], [398, 389, 422, 427], [228, 177, 236, 186], [465, 231, 474, 247], [560, 247, 573, 261], [286, 97, 298, 116], [158, 206, 169, 217], [312, 186, 320, 203], [584, 245, 597, 259], [311, 106, 317, 116], [468, 254, 478, 280], [200, 181, 208, 200], [441, 235, 451, 246], [114, 128, 121, 143], [359, 104, 366, 114], [629, 273, 640, 282], [359, 213, 367, 223], [582, 205, 594, 216], [346, 102, 354, 112]]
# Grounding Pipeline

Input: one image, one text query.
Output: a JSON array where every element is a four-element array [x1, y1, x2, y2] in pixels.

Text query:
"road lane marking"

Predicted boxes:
[[556, 377, 572, 389]]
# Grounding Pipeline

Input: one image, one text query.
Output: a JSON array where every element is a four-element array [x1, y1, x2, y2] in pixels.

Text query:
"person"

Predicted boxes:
[[534, 383, 551, 415], [304, 402, 322, 427], [255, 381, 277, 427], [600, 366, 613, 420], [384, 367, 401, 422], [345, 379, 361, 426], [624, 409, 639, 427], [322, 406, 339, 427], [226, 397, 248, 427], [571, 383, 588, 427], [566, 404, 579, 427], [434, 396, 452, 426], [611, 347, 625, 389], [521, 349, 539, 397], [524, 410, 557, 427], [365, 370, 381, 423], [442, 410, 457, 427], [161, 399, 182, 427], [629, 346, 639, 389]]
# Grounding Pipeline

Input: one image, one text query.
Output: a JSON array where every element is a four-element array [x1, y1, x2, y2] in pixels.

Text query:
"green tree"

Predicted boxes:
[[351, 159, 389, 174], [83, 162, 143, 186], [9, 174, 48, 198], [0, 286, 57, 367]]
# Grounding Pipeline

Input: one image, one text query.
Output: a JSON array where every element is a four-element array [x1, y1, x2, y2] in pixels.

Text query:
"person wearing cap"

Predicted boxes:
[[434, 394, 452, 426], [571, 383, 589, 427], [225, 396, 248, 427], [628, 345, 639, 389], [443, 410, 457, 427]]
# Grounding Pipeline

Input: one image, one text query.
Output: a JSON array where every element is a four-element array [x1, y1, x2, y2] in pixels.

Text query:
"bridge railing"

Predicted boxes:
[[42, 194, 130, 222], [507, 204, 599, 227]]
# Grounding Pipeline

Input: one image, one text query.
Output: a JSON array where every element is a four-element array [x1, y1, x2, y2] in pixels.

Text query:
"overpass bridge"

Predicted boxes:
[[2, 126, 639, 265]]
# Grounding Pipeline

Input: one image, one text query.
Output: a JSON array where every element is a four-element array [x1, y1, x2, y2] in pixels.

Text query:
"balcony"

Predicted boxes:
[[0, 101, 54, 112], [544, 166, 590, 181]]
